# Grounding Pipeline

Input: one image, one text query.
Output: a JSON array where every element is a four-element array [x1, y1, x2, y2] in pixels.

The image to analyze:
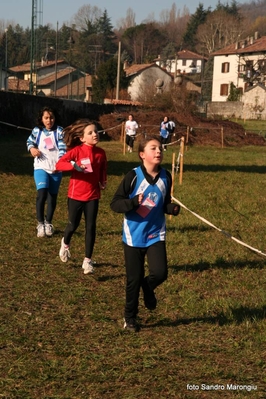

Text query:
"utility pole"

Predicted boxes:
[[54, 21, 58, 96], [5, 28, 8, 69], [30, 0, 36, 95], [5, 28, 8, 91], [116, 41, 121, 100]]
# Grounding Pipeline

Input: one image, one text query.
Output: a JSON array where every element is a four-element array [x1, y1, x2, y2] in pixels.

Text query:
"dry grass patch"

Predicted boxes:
[[0, 129, 266, 398]]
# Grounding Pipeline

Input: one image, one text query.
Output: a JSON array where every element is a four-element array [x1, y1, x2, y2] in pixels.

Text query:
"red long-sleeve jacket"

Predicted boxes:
[[56, 144, 107, 202]]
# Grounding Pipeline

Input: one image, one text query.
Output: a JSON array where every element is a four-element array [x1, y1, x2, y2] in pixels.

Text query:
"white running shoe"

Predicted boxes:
[[37, 223, 45, 238], [45, 221, 54, 237], [59, 238, 71, 262], [82, 258, 94, 274]]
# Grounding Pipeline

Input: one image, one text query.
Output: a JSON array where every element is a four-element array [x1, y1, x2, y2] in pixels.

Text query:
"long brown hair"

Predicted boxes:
[[63, 119, 97, 150]]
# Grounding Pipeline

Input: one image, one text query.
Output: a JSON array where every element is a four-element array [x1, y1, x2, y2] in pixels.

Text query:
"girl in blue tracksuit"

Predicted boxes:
[[110, 135, 180, 332], [159, 116, 170, 151], [26, 106, 66, 237]]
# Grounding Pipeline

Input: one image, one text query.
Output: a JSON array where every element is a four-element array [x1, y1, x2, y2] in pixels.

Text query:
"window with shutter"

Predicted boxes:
[[221, 62, 230, 73], [220, 84, 229, 96]]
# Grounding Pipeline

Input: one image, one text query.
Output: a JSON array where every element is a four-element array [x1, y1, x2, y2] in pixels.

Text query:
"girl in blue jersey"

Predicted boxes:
[[110, 136, 180, 332], [159, 116, 170, 151], [26, 106, 66, 238]]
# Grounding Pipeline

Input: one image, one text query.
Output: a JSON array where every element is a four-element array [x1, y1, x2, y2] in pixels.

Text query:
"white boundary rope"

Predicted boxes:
[[0, 120, 119, 134], [171, 196, 266, 258], [0, 120, 31, 131]]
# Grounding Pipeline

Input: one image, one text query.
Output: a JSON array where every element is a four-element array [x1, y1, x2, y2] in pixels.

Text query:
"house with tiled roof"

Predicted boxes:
[[7, 59, 92, 100], [211, 32, 266, 102], [7, 76, 29, 92], [123, 63, 173, 101], [54, 74, 92, 101], [155, 49, 207, 75], [9, 60, 69, 82]]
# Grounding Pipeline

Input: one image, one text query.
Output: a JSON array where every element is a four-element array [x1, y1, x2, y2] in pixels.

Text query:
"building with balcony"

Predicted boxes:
[[211, 32, 266, 102]]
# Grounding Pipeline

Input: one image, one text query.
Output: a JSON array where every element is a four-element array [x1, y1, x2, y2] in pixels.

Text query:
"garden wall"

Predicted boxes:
[[0, 91, 117, 130], [206, 101, 243, 119]]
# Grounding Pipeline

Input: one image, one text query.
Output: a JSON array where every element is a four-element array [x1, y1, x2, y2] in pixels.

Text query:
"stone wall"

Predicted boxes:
[[241, 85, 266, 120], [207, 86, 266, 120], [206, 101, 243, 119]]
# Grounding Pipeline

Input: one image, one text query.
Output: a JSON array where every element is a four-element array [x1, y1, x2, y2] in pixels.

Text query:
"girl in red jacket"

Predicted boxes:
[[56, 119, 107, 274]]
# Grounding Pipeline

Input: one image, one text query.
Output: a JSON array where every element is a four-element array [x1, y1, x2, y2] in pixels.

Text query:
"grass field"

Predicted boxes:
[[230, 118, 266, 136], [1, 127, 266, 398]]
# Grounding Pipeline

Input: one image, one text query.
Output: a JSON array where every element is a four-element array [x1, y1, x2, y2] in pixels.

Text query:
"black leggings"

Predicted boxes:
[[126, 135, 135, 149], [36, 188, 58, 223], [64, 198, 99, 259], [160, 136, 168, 146], [123, 241, 168, 319]]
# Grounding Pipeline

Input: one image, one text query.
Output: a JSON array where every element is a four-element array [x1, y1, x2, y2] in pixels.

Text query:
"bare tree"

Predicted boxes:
[[248, 15, 266, 36], [72, 5, 102, 32], [116, 8, 136, 31], [142, 13, 156, 23], [196, 10, 244, 55], [0, 19, 16, 34], [159, 4, 190, 44]]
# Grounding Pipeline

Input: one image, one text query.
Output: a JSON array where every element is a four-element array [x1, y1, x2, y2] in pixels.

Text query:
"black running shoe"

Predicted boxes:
[[123, 318, 140, 332]]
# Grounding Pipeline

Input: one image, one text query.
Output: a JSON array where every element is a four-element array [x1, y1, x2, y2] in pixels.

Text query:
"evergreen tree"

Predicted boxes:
[[160, 42, 177, 68], [122, 23, 167, 63], [201, 56, 214, 102], [183, 3, 210, 50], [227, 82, 241, 101], [215, 0, 239, 17], [96, 9, 116, 60], [92, 57, 129, 103]]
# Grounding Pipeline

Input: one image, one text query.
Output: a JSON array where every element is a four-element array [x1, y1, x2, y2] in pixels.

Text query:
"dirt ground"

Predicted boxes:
[[98, 110, 266, 147]]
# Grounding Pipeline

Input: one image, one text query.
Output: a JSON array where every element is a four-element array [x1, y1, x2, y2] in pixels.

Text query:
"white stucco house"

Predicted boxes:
[[124, 63, 173, 101], [156, 49, 206, 75], [211, 32, 266, 102]]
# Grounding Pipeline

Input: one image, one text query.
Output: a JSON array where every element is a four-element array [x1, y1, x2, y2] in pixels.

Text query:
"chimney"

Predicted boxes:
[[254, 31, 259, 40], [241, 39, 247, 48], [235, 42, 240, 50], [250, 36, 254, 45]]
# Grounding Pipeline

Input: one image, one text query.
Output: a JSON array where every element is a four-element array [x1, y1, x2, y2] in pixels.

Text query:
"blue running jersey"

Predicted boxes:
[[123, 166, 168, 247]]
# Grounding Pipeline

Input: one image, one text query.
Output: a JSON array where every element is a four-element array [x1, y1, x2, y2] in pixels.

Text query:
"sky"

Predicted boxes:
[[1, 0, 248, 30]]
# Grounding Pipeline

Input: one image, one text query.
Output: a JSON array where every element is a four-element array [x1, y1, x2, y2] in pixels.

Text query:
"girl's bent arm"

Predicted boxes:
[[110, 170, 139, 213], [55, 149, 77, 171]]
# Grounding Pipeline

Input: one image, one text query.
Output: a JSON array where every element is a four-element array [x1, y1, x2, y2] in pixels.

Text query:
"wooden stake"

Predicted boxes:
[[121, 122, 126, 154], [221, 126, 224, 148], [120, 122, 125, 142], [179, 137, 185, 185], [171, 152, 176, 195], [169, 152, 176, 221]]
